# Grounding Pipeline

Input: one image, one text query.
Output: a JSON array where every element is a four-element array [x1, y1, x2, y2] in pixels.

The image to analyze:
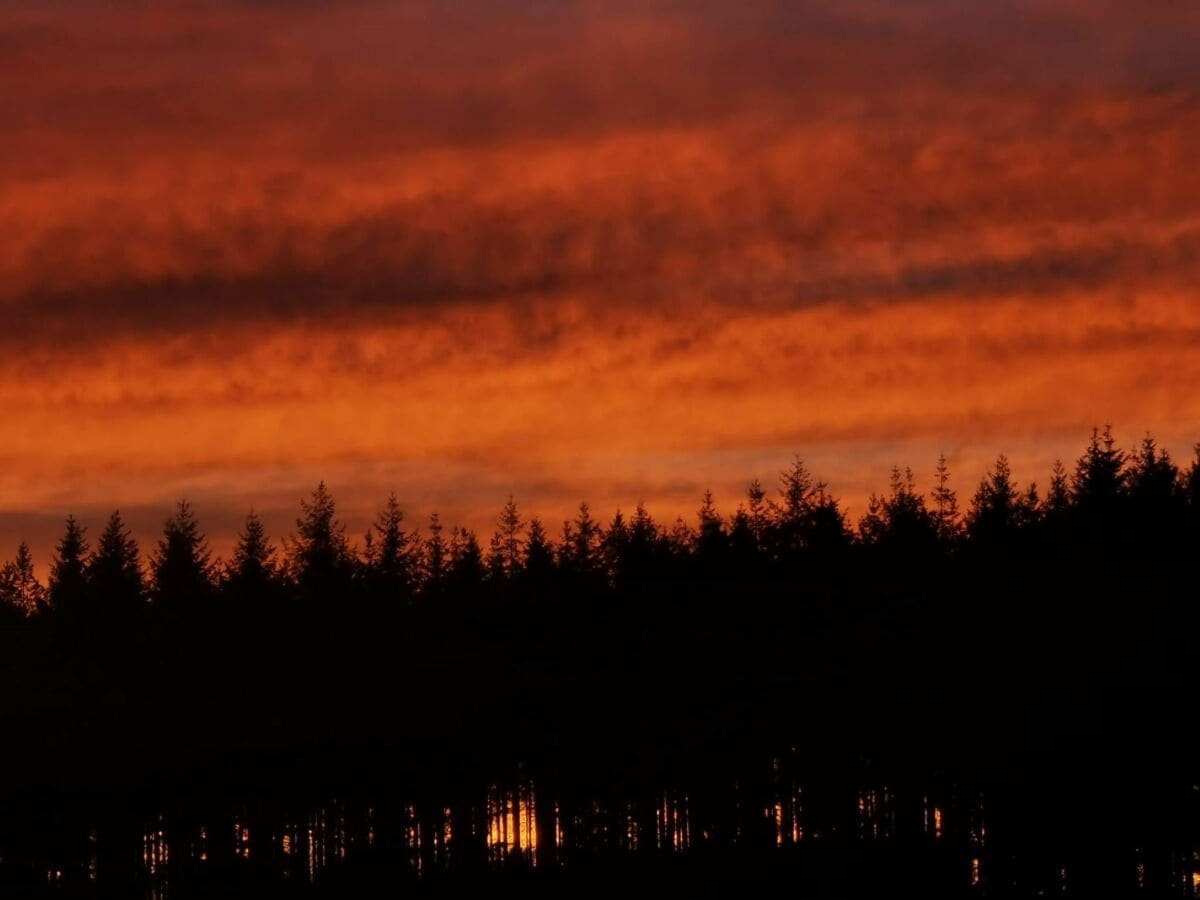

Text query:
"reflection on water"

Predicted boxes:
[[5, 754, 1200, 896]]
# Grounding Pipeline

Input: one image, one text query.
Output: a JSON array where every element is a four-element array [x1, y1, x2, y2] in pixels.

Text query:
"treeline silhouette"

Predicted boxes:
[[1, 427, 1198, 791]]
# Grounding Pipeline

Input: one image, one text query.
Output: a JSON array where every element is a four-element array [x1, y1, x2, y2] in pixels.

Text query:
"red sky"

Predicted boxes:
[[3, 0, 1200, 569]]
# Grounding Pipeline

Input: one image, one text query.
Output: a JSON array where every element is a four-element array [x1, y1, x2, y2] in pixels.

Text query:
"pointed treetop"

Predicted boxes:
[[87, 509, 144, 609], [152, 498, 214, 605], [0, 541, 47, 615], [227, 509, 277, 589]]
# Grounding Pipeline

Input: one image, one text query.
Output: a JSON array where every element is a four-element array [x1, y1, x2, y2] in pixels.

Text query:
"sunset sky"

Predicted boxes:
[[4, 0, 1200, 568]]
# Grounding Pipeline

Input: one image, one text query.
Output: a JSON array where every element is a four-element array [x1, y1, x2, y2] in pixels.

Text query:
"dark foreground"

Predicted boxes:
[[2, 744, 1198, 898], [3, 433, 1200, 895]]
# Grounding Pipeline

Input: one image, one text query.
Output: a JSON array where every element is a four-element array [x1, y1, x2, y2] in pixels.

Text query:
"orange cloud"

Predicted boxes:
[[3, 289, 1198, 571], [2, 0, 1200, 571]]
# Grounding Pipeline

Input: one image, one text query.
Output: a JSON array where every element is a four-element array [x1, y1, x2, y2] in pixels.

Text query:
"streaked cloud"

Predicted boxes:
[[2, 0, 1199, 567]]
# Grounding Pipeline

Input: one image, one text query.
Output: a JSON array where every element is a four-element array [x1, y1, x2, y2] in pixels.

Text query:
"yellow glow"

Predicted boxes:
[[487, 784, 539, 864]]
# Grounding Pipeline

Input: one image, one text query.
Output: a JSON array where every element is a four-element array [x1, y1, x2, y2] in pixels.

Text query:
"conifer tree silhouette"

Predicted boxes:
[[861, 466, 936, 556], [602, 509, 630, 584], [967, 455, 1023, 548], [1183, 444, 1200, 541], [776, 457, 816, 520], [49, 515, 89, 619], [422, 512, 448, 595], [695, 489, 727, 572], [0, 421, 1194, 864], [223, 511, 279, 600], [564, 502, 603, 581], [87, 510, 143, 619], [623, 502, 661, 583], [151, 499, 214, 614], [931, 454, 960, 544], [728, 504, 759, 569], [364, 493, 416, 601], [486, 531, 508, 583], [494, 495, 524, 581], [1126, 434, 1182, 549], [0, 541, 46, 615], [1071, 426, 1127, 540], [448, 526, 485, 591], [523, 517, 554, 587], [746, 479, 769, 543], [667, 516, 695, 561], [1045, 459, 1071, 517], [289, 482, 352, 599]]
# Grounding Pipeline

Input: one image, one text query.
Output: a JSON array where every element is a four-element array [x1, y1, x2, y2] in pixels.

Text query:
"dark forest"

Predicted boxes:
[[2, 427, 1198, 896]]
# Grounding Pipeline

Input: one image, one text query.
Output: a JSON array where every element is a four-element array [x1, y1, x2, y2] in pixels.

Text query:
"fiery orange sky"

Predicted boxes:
[[3, 0, 1200, 568]]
